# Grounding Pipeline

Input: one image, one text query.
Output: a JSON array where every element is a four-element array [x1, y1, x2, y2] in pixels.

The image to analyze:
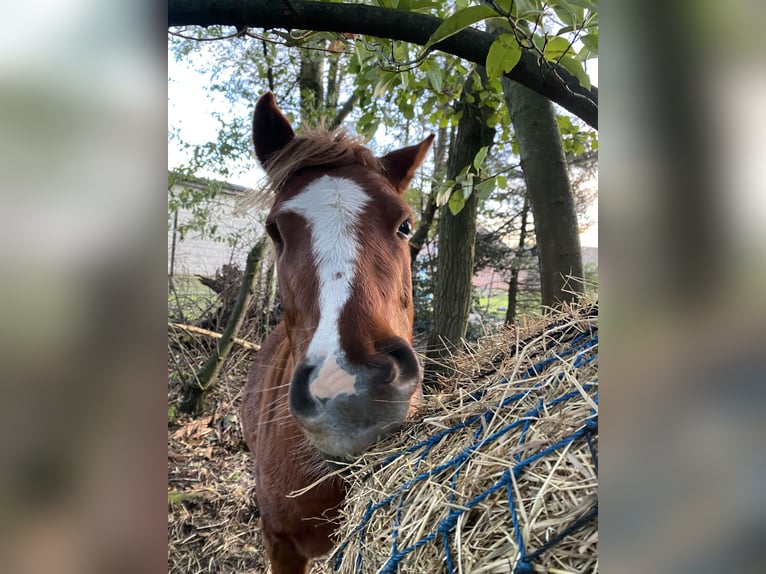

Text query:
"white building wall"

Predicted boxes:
[[168, 182, 266, 277]]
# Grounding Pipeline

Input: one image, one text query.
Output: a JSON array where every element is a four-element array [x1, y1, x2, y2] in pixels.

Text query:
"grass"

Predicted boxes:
[[168, 491, 196, 506], [168, 275, 218, 323], [474, 292, 509, 319]]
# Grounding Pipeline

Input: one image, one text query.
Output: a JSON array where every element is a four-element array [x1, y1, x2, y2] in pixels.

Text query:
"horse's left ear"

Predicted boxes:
[[253, 91, 295, 168], [379, 134, 435, 194]]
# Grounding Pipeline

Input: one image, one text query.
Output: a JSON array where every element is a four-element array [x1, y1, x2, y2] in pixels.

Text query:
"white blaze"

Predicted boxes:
[[278, 175, 370, 361]]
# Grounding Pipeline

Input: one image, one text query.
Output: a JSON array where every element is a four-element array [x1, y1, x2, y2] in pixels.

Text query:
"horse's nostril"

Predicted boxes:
[[289, 361, 320, 416], [377, 337, 421, 382]]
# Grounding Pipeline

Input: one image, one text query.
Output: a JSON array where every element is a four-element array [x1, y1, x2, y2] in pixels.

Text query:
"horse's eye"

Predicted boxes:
[[397, 220, 412, 239]]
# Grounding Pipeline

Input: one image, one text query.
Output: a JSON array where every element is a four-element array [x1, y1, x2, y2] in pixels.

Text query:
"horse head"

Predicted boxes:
[[253, 92, 433, 459]]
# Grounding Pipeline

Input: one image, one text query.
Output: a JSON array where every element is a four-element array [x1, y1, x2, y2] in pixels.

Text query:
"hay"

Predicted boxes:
[[325, 302, 598, 574]]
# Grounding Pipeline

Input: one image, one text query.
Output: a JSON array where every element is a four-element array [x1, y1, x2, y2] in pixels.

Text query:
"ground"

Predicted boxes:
[[168, 332, 269, 574]]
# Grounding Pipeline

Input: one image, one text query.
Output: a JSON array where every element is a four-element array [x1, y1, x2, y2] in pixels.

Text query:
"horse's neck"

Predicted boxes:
[[245, 322, 345, 532]]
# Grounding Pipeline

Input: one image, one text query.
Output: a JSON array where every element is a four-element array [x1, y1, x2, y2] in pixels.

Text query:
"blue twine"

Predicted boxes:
[[514, 503, 598, 573], [515, 410, 534, 463], [379, 469, 516, 573], [442, 530, 455, 574], [506, 469, 525, 557], [341, 405, 594, 571], [332, 324, 598, 571]]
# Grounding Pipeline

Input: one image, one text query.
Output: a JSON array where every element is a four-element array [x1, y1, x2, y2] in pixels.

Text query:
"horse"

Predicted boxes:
[[241, 92, 434, 574]]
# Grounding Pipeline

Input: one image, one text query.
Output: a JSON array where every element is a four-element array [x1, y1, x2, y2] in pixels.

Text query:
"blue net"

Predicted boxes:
[[331, 305, 598, 573]]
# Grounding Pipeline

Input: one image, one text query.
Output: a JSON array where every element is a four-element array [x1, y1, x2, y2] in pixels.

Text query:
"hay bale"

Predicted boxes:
[[326, 302, 598, 574]]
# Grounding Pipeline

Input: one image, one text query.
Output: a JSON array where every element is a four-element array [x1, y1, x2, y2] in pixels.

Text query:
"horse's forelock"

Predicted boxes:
[[262, 130, 383, 196], [240, 130, 385, 212]]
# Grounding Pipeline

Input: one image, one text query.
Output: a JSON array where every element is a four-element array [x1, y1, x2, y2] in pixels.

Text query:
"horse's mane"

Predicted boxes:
[[241, 129, 383, 211]]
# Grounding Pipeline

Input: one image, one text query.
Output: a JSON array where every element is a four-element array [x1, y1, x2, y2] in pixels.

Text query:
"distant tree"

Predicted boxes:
[[505, 196, 531, 323], [427, 72, 495, 358], [503, 79, 584, 308]]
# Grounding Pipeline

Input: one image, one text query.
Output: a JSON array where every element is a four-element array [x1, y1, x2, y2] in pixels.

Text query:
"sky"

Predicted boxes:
[[168, 48, 599, 247]]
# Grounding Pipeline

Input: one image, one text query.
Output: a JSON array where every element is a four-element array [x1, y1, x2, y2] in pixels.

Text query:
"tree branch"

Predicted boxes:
[[167, 0, 598, 128], [168, 322, 261, 351], [178, 237, 267, 414], [329, 93, 358, 130]]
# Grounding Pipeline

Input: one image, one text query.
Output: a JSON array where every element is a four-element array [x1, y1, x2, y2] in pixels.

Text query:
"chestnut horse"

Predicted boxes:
[[241, 92, 433, 574]]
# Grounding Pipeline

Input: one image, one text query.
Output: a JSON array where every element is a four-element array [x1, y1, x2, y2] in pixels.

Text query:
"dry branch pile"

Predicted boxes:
[[326, 302, 598, 574], [167, 324, 265, 574]]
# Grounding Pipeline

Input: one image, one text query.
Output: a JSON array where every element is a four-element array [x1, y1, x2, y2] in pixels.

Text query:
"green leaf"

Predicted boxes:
[[581, 33, 598, 54], [448, 189, 466, 215], [485, 34, 522, 78], [558, 55, 591, 89], [473, 146, 489, 171], [554, 6, 574, 27], [436, 183, 454, 206], [515, 0, 544, 21], [474, 177, 496, 200], [401, 69, 411, 90], [373, 72, 399, 98], [566, 0, 597, 10], [394, 43, 410, 61], [424, 5, 497, 50], [409, 0, 441, 10], [496, 175, 507, 189], [544, 37, 572, 61], [462, 174, 474, 199], [556, 114, 574, 133], [426, 61, 443, 92]]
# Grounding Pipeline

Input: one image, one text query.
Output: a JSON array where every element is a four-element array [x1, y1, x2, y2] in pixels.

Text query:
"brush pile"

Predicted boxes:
[[327, 302, 598, 574], [167, 318, 266, 574]]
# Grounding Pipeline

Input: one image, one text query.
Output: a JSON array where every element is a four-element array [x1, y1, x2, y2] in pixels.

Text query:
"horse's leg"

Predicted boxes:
[[261, 521, 309, 574]]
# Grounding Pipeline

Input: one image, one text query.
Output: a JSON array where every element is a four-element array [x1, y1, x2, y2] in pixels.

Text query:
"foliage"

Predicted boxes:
[[169, 0, 598, 184], [474, 228, 514, 274], [168, 171, 223, 242]]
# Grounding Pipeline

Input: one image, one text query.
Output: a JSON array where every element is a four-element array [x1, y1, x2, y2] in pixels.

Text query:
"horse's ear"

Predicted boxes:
[[253, 92, 295, 167], [379, 133, 435, 194]]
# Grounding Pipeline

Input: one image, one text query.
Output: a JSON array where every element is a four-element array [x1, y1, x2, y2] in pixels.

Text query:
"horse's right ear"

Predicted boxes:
[[253, 92, 295, 167]]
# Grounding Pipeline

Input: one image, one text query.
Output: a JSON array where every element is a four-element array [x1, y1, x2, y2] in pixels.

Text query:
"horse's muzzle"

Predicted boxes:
[[288, 339, 423, 458]]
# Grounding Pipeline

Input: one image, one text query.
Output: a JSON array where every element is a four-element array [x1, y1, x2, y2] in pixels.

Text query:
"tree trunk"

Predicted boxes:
[[409, 125, 448, 267], [325, 54, 340, 109], [167, 0, 598, 128], [427, 76, 495, 360], [180, 238, 268, 415], [502, 79, 584, 309], [298, 46, 324, 122], [261, 38, 275, 92], [505, 196, 530, 324]]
